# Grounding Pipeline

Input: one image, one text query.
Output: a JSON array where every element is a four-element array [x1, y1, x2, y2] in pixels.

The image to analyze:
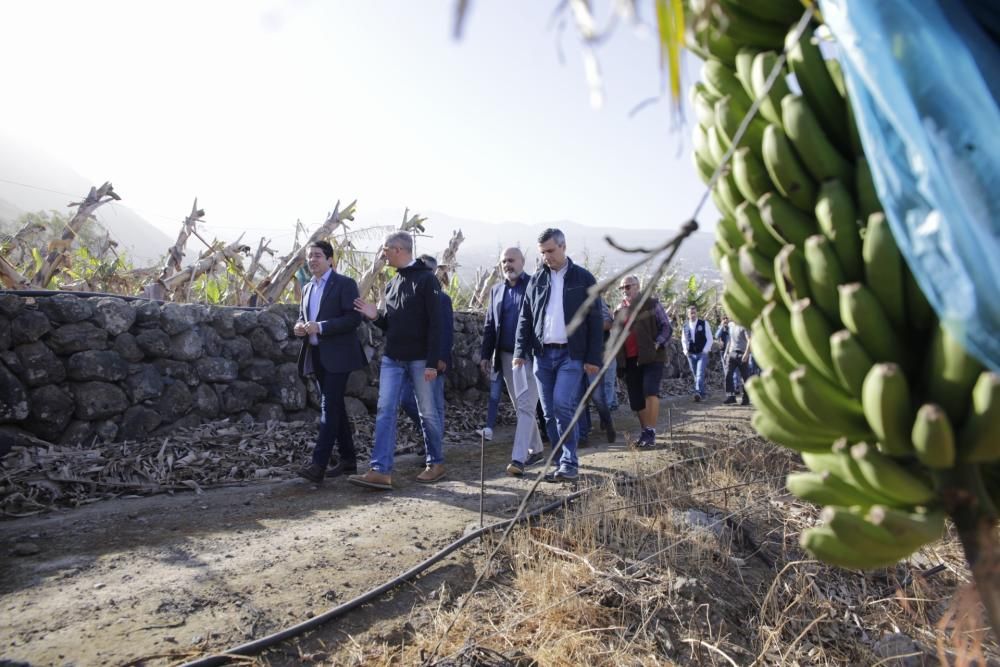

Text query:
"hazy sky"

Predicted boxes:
[[0, 0, 713, 248]]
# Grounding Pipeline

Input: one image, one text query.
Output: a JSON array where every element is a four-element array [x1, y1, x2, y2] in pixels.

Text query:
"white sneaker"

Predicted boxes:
[[477, 427, 494, 441]]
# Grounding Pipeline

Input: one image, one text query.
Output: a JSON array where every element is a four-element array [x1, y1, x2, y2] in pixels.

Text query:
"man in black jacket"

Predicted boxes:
[[513, 228, 603, 482], [294, 240, 366, 483], [349, 232, 444, 489]]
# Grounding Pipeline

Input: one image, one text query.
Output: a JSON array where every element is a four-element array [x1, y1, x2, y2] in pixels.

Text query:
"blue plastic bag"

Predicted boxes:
[[820, 0, 1000, 373]]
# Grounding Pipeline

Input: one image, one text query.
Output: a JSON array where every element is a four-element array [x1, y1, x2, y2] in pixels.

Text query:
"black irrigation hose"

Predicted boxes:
[[177, 489, 588, 667]]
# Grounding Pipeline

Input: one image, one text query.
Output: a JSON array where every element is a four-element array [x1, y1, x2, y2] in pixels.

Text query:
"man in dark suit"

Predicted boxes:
[[294, 240, 366, 483], [480, 247, 544, 476]]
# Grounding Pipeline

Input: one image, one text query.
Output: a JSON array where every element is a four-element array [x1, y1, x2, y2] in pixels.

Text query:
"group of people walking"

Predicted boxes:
[[292, 227, 677, 489]]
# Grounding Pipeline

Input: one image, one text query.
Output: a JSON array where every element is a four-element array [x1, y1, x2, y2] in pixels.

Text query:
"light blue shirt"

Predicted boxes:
[[308, 268, 332, 344]]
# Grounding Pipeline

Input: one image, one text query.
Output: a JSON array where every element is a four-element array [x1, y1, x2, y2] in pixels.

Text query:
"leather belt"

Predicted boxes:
[[543, 343, 568, 349]]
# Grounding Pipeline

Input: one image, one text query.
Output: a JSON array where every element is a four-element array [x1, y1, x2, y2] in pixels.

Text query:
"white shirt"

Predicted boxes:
[[308, 268, 332, 345], [542, 262, 569, 344]]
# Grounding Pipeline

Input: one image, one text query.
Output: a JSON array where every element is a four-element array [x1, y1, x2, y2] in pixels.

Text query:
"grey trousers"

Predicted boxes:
[[500, 351, 544, 463]]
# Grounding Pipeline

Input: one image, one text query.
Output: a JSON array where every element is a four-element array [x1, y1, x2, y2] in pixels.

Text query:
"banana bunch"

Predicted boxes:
[[687, 4, 999, 570]]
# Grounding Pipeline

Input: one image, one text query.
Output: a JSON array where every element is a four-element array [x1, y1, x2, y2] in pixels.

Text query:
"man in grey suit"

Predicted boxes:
[[294, 240, 366, 483]]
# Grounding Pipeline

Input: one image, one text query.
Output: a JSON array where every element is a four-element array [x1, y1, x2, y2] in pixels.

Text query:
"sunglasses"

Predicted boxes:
[[618, 284, 637, 290]]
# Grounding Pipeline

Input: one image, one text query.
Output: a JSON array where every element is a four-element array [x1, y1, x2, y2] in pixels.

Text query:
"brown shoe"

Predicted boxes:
[[346, 470, 393, 490], [416, 463, 446, 483]]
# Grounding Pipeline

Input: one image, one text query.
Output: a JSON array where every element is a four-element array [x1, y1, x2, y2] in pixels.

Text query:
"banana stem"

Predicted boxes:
[[942, 465, 1000, 641]]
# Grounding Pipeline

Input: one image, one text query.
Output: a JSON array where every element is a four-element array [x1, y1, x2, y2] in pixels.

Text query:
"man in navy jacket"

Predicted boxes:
[[513, 228, 603, 482], [480, 247, 545, 476], [294, 240, 366, 483]]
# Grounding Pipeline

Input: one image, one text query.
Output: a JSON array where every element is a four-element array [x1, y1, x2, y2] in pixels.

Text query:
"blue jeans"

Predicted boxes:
[[533, 348, 584, 472], [687, 352, 709, 398], [485, 371, 504, 430], [372, 356, 443, 474], [400, 373, 446, 444], [603, 357, 619, 411], [576, 370, 612, 440]]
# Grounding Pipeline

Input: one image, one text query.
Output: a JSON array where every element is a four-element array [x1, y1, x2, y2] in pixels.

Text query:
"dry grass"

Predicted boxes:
[[322, 414, 1000, 667]]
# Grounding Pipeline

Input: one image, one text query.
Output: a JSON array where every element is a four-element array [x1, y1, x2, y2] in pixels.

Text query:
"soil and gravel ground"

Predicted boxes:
[[1, 386, 996, 666]]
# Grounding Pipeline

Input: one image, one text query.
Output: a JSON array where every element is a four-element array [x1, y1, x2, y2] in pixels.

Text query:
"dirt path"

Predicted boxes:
[[0, 392, 751, 666]]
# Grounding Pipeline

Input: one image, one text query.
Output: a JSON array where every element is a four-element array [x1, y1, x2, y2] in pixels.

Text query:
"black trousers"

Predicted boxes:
[[310, 347, 356, 467], [725, 352, 751, 395]]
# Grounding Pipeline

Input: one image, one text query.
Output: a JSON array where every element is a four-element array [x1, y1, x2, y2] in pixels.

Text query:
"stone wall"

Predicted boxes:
[[0, 293, 489, 446], [0, 292, 690, 447]]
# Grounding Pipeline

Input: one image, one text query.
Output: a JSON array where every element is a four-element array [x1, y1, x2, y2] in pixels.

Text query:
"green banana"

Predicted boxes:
[[750, 51, 793, 127], [716, 166, 746, 216], [739, 243, 776, 285], [703, 58, 752, 108], [855, 157, 882, 219], [715, 95, 769, 158], [861, 363, 915, 457], [692, 82, 722, 128], [720, 252, 766, 314], [805, 441, 905, 508], [687, 24, 740, 67], [814, 179, 863, 282], [804, 234, 847, 327], [866, 506, 945, 550], [838, 282, 904, 365], [959, 372, 1000, 463], [732, 147, 773, 204], [903, 264, 935, 333], [862, 213, 907, 332], [760, 123, 816, 212], [821, 506, 920, 564], [825, 57, 847, 99], [924, 322, 985, 425], [693, 149, 717, 186], [711, 4, 787, 49], [761, 300, 808, 370], [720, 0, 804, 25], [758, 191, 816, 248], [751, 410, 833, 453], [800, 526, 899, 569], [787, 471, 875, 508], [721, 290, 757, 329], [759, 369, 825, 428], [830, 329, 873, 398], [735, 201, 782, 259], [710, 241, 726, 270], [781, 94, 854, 185], [911, 403, 956, 469], [850, 442, 934, 506], [693, 123, 710, 162], [749, 313, 796, 373], [845, 88, 865, 158], [706, 125, 729, 167], [774, 244, 812, 310], [790, 298, 840, 384], [784, 24, 850, 150], [789, 366, 872, 439], [716, 216, 745, 254], [734, 47, 759, 100]]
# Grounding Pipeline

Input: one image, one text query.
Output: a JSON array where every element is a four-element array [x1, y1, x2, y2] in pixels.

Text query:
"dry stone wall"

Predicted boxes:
[[0, 293, 489, 446]]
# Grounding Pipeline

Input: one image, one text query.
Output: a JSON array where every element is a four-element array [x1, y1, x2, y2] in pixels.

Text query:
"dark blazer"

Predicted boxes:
[[513, 258, 603, 367], [296, 270, 366, 376], [480, 272, 531, 372]]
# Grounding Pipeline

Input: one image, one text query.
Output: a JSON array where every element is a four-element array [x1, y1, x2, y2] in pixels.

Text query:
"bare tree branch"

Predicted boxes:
[[434, 228, 465, 288], [258, 200, 356, 304], [31, 182, 120, 288], [357, 208, 426, 301]]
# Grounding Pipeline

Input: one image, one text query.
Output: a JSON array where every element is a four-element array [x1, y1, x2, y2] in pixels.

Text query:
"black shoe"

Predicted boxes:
[[543, 469, 561, 483], [604, 421, 616, 443], [741, 394, 751, 406], [525, 451, 545, 466], [723, 395, 736, 405], [327, 459, 358, 477], [298, 463, 325, 484], [693, 393, 702, 402]]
